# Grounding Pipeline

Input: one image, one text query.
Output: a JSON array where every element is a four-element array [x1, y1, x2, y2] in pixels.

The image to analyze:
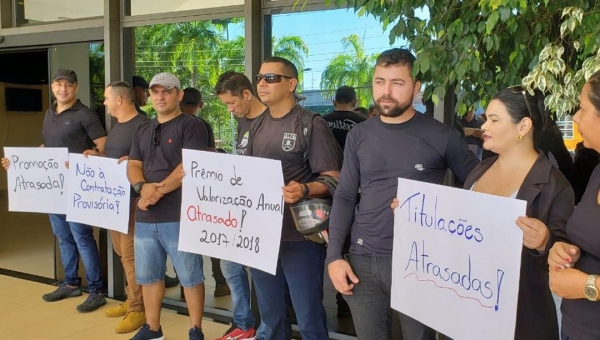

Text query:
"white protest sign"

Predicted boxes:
[[179, 149, 285, 275], [392, 178, 525, 340], [4, 147, 69, 214], [66, 154, 130, 233]]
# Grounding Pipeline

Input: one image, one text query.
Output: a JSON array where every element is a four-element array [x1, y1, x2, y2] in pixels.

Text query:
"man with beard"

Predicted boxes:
[[325, 48, 479, 340]]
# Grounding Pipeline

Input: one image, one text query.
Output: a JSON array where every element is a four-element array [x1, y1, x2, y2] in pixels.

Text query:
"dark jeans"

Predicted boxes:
[[48, 214, 103, 291], [211, 257, 226, 285], [344, 254, 436, 340], [561, 333, 574, 340], [250, 240, 328, 340]]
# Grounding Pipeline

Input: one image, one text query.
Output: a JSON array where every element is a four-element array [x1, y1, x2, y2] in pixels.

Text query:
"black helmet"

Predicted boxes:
[[290, 175, 338, 245]]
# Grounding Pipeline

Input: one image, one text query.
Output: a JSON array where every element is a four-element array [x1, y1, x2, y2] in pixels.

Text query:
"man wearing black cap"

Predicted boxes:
[[323, 85, 366, 151], [41, 69, 108, 311], [180, 87, 217, 152], [133, 75, 150, 116]]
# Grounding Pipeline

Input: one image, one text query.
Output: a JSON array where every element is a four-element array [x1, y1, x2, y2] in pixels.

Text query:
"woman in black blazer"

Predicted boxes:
[[463, 87, 574, 340], [549, 71, 600, 340]]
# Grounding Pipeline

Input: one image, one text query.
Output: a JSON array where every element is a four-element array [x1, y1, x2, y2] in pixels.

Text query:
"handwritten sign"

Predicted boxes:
[[4, 147, 68, 214], [179, 149, 285, 275], [391, 178, 525, 340], [66, 154, 130, 233]]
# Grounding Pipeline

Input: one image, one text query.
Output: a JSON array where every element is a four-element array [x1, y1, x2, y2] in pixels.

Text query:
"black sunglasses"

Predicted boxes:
[[507, 85, 533, 118], [256, 73, 293, 84], [152, 124, 162, 146]]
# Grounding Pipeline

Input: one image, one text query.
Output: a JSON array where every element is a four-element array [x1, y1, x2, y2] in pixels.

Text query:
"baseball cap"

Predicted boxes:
[[335, 86, 357, 104], [149, 72, 181, 90], [182, 88, 202, 106], [132, 75, 149, 89], [53, 69, 78, 84]]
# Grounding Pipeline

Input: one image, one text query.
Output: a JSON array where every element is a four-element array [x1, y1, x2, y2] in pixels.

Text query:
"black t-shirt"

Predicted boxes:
[[197, 116, 216, 149], [135, 104, 147, 116], [561, 164, 600, 340], [326, 113, 480, 264], [248, 105, 343, 241], [105, 114, 150, 198], [236, 112, 265, 156], [129, 113, 209, 223], [42, 100, 107, 153], [322, 110, 366, 151]]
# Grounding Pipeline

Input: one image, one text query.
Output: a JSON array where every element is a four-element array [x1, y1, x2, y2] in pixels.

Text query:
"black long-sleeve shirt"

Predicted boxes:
[[326, 113, 480, 264]]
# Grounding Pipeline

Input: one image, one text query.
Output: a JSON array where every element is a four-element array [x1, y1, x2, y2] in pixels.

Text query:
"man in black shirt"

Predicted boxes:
[[247, 57, 343, 340], [180, 87, 216, 152], [133, 76, 149, 116], [14, 69, 108, 312], [179, 87, 228, 299], [211, 70, 268, 340], [83, 81, 149, 333], [326, 49, 479, 340], [127, 73, 209, 340], [215, 70, 267, 156], [323, 85, 366, 151]]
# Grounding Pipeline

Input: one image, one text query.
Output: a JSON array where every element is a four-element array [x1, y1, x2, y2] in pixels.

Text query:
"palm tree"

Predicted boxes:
[[272, 35, 309, 86], [320, 34, 378, 107]]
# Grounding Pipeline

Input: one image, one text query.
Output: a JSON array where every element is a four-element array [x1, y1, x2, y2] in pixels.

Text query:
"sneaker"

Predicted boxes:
[[116, 311, 146, 333], [214, 284, 231, 297], [76, 291, 107, 313], [189, 326, 204, 340], [42, 283, 82, 302], [165, 275, 180, 288], [106, 301, 128, 318], [130, 324, 164, 340], [214, 325, 256, 340]]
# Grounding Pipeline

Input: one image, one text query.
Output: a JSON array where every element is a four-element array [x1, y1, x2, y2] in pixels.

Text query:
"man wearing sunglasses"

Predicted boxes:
[[246, 57, 343, 340], [127, 72, 210, 340]]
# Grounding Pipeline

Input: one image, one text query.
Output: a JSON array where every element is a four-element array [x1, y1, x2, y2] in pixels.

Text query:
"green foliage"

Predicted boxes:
[[135, 21, 312, 151], [89, 43, 105, 111], [298, 0, 600, 117], [320, 34, 377, 107]]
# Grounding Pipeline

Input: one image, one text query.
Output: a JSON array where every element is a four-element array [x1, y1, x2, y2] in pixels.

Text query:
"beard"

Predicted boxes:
[[375, 95, 412, 118]]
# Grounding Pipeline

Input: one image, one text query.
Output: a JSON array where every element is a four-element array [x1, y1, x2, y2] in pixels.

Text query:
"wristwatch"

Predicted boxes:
[[584, 274, 599, 301], [301, 183, 310, 198], [133, 181, 146, 194]]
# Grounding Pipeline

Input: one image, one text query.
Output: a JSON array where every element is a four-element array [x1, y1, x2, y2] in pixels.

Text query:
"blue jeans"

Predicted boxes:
[[553, 293, 563, 334], [134, 222, 204, 287], [221, 260, 255, 330], [561, 333, 573, 340], [48, 214, 103, 292], [250, 240, 328, 340], [344, 254, 436, 340]]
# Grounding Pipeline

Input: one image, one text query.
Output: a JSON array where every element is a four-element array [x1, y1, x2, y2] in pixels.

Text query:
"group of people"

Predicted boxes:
[[1, 46, 600, 340]]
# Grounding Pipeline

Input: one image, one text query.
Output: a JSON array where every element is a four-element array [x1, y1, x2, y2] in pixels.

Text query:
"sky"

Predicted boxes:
[[228, 7, 427, 90]]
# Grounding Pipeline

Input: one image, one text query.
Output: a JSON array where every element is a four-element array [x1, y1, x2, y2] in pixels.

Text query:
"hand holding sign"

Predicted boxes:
[[66, 153, 131, 233], [391, 178, 525, 340], [1, 157, 9, 170], [4, 147, 69, 214], [283, 180, 304, 203], [515, 216, 550, 252]]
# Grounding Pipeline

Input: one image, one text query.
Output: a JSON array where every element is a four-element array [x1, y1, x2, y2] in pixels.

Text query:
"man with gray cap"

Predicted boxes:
[[127, 72, 209, 340], [1, 69, 108, 312]]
